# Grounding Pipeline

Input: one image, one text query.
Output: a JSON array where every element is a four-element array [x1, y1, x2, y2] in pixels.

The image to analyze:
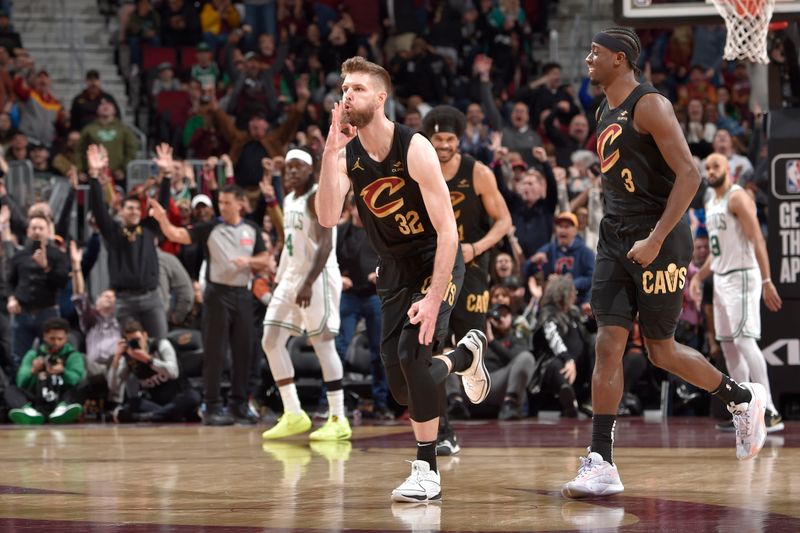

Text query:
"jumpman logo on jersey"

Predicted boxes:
[[352, 157, 365, 172]]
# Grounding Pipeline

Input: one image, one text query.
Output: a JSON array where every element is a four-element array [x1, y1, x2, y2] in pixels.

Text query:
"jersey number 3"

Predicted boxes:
[[621, 168, 635, 193], [396, 210, 424, 235]]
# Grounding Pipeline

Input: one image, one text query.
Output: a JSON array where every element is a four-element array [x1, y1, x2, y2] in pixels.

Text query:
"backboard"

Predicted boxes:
[[614, 0, 800, 26]]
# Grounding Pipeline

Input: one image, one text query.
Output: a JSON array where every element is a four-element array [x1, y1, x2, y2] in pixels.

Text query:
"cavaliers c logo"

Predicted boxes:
[[360, 176, 406, 218], [450, 191, 465, 219], [597, 123, 622, 173]]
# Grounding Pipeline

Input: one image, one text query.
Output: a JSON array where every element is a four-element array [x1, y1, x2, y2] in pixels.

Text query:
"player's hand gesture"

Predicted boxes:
[[626, 234, 662, 269], [407, 294, 439, 345], [325, 101, 357, 154], [763, 280, 782, 312]]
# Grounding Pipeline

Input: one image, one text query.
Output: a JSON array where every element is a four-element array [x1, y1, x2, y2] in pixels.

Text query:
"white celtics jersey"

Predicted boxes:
[[277, 184, 338, 283], [705, 184, 757, 274]]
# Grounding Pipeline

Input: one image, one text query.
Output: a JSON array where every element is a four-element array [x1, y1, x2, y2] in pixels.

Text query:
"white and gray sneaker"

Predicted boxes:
[[455, 329, 490, 404], [728, 382, 767, 460], [561, 451, 624, 499], [391, 460, 442, 503]]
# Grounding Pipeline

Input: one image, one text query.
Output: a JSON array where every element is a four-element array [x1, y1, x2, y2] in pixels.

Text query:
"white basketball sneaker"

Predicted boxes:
[[561, 451, 624, 499], [455, 329, 490, 404], [391, 460, 442, 503], [728, 382, 767, 460]]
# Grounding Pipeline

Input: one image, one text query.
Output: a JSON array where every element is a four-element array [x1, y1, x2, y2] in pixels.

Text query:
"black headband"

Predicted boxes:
[[592, 32, 638, 64]]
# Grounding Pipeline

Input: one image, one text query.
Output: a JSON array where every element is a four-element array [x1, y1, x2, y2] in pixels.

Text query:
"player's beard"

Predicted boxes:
[[436, 148, 456, 163], [342, 103, 375, 129], [708, 173, 727, 189]]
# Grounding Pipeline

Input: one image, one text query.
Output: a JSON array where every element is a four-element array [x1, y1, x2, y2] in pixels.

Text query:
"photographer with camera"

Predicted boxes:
[[109, 319, 200, 423], [445, 302, 536, 421], [6, 318, 85, 424], [6, 213, 70, 371]]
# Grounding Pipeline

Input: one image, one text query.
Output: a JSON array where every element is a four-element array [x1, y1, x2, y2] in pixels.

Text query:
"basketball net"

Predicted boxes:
[[709, 0, 776, 63]]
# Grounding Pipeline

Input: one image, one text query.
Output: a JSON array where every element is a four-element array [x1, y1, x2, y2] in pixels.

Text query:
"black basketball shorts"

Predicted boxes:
[[376, 247, 465, 362], [590, 215, 693, 340], [448, 263, 490, 340]]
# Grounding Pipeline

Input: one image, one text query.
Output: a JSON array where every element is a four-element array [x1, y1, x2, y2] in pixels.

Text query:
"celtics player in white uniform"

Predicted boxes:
[[690, 153, 784, 432], [261, 148, 349, 441]]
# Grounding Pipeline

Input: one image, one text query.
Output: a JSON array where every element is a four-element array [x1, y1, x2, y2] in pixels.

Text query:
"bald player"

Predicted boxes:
[[690, 153, 783, 433]]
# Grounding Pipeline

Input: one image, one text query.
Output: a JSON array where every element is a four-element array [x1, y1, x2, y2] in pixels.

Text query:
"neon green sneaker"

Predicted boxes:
[[309, 415, 352, 441], [9, 403, 45, 425], [48, 402, 83, 424], [261, 410, 312, 439]]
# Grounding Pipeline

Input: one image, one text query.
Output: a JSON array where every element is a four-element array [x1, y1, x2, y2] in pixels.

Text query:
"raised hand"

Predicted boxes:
[[69, 239, 83, 265], [153, 143, 174, 174], [148, 197, 167, 222], [87, 144, 109, 177], [532, 146, 548, 163], [325, 101, 357, 154], [259, 175, 275, 199]]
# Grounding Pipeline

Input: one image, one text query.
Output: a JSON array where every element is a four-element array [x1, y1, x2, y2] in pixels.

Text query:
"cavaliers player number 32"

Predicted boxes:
[[561, 27, 769, 500], [316, 57, 491, 504]]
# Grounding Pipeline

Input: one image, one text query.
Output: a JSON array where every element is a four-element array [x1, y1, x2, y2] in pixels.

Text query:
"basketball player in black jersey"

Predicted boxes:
[[422, 105, 511, 455], [316, 57, 491, 503], [561, 27, 768, 499]]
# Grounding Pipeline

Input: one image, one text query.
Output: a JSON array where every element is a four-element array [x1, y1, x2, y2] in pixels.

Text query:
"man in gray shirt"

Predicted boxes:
[[150, 185, 272, 425]]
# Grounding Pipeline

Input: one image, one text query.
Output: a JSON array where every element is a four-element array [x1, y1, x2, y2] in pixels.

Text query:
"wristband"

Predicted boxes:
[[266, 197, 278, 208], [762, 278, 772, 285]]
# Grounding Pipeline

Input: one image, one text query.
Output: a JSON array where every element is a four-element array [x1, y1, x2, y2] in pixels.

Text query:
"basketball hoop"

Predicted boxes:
[[709, 0, 776, 63]]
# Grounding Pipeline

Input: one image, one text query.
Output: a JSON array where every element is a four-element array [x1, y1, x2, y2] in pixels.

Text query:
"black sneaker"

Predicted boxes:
[[203, 406, 235, 426], [498, 401, 522, 421], [559, 384, 579, 418], [229, 403, 259, 425], [766, 410, 785, 433], [446, 398, 471, 420], [715, 419, 735, 432], [436, 425, 461, 456]]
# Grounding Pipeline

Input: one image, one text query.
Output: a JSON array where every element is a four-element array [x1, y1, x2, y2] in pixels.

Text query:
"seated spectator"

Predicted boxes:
[[682, 98, 716, 159], [160, 0, 202, 48], [5, 130, 27, 161], [52, 130, 82, 179], [677, 65, 717, 107], [526, 211, 594, 309], [6, 214, 69, 369], [460, 103, 494, 164], [490, 251, 526, 309], [530, 276, 593, 417], [200, 0, 240, 53], [191, 42, 225, 91], [109, 319, 201, 423], [13, 65, 66, 148], [711, 129, 752, 184], [0, 111, 17, 149], [5, 317, 85, 425], [446, 302, 536, 421], [151, 62, 181, 97], [126, 0, 161, 68], [70, 71, 121, 132], [78, 99, 138, 184]]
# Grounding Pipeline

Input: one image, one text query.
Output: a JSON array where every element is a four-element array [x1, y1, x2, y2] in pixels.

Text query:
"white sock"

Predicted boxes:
[[327, 389, 345, 419], [734, 336, 778, 413], [279, 383, 302, 415]]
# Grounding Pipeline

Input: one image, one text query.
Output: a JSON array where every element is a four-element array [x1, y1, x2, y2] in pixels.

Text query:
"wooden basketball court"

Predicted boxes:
[[0, 417, 797, 531]]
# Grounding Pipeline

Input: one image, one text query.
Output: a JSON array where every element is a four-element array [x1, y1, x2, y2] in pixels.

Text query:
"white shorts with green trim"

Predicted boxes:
[[713, 268, 761, 341], [263, 267, 341, 337]]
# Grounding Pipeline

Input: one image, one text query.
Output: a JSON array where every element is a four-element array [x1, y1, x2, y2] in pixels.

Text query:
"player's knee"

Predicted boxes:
[[644, 338, 673, 369], [385, 363, 408, 405], [261, 327, 281, 355]]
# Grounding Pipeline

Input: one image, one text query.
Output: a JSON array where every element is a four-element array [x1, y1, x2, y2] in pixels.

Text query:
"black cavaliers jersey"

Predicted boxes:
[[447, 154, 491, 272], [346, 122, 437, 259], [596, 83, 675, 217]]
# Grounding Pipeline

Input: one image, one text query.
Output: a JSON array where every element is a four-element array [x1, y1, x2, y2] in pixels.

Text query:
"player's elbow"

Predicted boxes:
[[317, 214, 339, 229]]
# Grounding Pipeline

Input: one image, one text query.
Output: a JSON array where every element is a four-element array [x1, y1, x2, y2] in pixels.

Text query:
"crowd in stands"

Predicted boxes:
[[0, 0, 797, 425]]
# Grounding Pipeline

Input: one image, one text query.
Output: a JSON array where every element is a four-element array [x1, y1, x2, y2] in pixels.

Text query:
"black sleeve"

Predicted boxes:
[[46, 247, 70, 290], [690, 180, 708, 210], [54, 187, 76, 240], [542, 162, 558, 211], [88, 178, 118, 241], [188, 220, 217, 247], [251, 222, 266, 255]]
